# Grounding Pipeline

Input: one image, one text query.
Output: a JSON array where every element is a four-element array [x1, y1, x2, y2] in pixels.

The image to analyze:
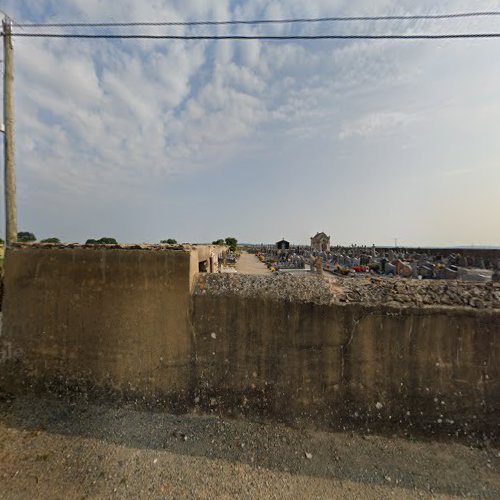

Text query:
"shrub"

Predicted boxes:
[[17, 231, 36, 242], [224, 237, 238, 252], [86, 237, 118, 245]]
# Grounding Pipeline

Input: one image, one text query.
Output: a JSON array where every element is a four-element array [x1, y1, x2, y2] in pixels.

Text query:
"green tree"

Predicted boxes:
[[41, 237, 61, 244], [225, 237, 238, 252], [17, 231, 36, 242], [212, 239, 225, 246], [86, 237, 118, 245], [161, 239, 177, 244]]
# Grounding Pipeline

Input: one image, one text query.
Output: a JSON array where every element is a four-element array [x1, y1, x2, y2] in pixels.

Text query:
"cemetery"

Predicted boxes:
[[250, 237, 499, 283]]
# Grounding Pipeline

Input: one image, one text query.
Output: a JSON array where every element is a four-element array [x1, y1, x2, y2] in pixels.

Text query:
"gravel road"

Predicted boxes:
[[235, 252, 270, 275], [0, 395, 499, 499]]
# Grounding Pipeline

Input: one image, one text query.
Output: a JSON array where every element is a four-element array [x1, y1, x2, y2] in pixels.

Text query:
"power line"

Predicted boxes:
[[8, 33, 500, 40], [13, 11, 500, 27]]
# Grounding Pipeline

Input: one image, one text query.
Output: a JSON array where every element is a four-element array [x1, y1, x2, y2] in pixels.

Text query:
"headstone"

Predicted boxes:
[[395, 260, 412, 278], [411, 262, 419, 278], [380, 258, 387, 273], [458, 268, 492, 282], [443, 267, 459, 280], [385, 262, 396, 275], [420, 264, 435, 279], [314, 256, 323, 275]]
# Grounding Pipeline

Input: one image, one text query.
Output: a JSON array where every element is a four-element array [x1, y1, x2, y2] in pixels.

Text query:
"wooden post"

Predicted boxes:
[[3, 18, 17, 246]]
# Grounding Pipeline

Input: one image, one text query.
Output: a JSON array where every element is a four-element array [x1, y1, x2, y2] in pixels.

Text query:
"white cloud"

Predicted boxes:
[[339, 111, 419, 140], [8, 0, 437, 194]]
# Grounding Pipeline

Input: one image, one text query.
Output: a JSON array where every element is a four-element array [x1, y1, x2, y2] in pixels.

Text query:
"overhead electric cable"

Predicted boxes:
[[14, 11, 500, 27], [8, 33, 500, 40]]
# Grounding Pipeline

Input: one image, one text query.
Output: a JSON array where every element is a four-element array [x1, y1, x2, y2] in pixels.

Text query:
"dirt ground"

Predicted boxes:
[[0, 395, 498, 499]]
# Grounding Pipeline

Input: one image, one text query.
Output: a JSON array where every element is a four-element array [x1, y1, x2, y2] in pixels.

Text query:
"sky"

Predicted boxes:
[[1, 0, 500, 246]]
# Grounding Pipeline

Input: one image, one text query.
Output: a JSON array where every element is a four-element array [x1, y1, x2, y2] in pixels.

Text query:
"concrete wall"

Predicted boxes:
[[1, 246, 196, 402], [193, 296, 500, 437], [1, 247, 499, 439], [189, 245, 225, 289]]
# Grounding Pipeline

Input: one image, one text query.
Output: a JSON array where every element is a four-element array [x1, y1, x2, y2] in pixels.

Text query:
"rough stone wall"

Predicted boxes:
[[192, 295, 500, 438], [1, 246, 195, 401]]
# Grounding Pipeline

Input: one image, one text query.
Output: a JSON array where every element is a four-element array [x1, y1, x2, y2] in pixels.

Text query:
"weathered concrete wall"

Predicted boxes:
[[192, 296, 500, 438], [189, 245, 226, 290], [1, 247, 499, 439], [1, 246, 195, 401]]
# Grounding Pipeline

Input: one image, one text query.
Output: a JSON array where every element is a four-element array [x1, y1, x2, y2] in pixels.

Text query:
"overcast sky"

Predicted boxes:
[[1, 0, 500, 246]]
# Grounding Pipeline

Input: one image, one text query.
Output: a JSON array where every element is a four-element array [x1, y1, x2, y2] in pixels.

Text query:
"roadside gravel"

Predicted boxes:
[[0, 395, 499, 499]]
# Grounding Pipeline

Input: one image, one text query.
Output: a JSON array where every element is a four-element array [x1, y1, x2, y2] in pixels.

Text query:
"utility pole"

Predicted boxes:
[[2, 17, 17, 246]]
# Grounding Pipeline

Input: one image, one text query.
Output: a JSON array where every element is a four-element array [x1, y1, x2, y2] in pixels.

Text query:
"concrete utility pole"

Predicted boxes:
[[2, 17, 17, 246]]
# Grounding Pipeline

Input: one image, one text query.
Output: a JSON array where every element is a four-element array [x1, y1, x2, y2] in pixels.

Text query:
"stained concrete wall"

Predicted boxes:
[[189, 245, 226, 289], [1, 246, 196, 401], [1, 247, 499, 438], [192, 296, 500, 437]]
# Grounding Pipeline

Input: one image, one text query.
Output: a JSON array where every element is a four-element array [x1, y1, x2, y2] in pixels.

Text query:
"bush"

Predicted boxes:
[[41, 237, 61, 244], [161, 239, 177, 244], [225, 237, 238, 252], [17, 231, 36, 242], [86, 237, 118, 245], [212, 237, 238, 251], [99, 237, 118, 244]]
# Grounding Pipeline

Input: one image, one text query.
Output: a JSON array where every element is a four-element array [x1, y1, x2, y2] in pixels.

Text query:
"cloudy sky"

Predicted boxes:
[[1, 0, 500, 246]]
